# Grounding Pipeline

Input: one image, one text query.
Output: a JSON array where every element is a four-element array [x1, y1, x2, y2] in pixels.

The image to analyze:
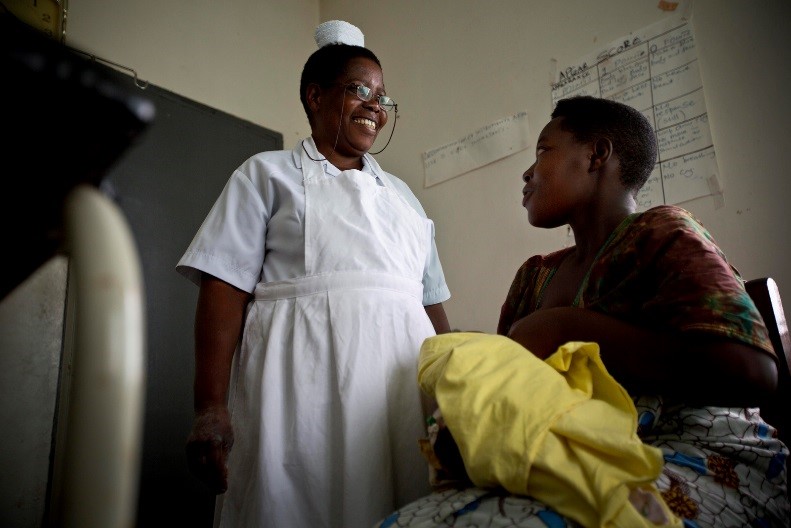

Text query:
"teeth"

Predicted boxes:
[[353, 117, 376, 130]]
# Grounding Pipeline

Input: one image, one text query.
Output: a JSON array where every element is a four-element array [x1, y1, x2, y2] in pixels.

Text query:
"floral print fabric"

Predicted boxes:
[[377, 402, 789, 527]]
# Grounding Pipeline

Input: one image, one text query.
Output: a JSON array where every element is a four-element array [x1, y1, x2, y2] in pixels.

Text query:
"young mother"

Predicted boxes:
[[381, 96, 788, 527]]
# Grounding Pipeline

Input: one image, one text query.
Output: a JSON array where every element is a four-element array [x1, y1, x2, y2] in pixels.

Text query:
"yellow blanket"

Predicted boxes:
[[418, 332, 682, 528]]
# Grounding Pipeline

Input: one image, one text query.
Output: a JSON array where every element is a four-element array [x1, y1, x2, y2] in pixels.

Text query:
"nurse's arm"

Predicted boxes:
[[421, 303, 451, 418], [193, 273, 251, 410], [425, 302, 451, 335], [186, 273, 251, 494]]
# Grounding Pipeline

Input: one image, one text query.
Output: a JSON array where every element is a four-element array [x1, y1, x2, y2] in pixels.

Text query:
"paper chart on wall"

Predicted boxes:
[[550, 14, 721, 211], [422, 111, 530, 188]]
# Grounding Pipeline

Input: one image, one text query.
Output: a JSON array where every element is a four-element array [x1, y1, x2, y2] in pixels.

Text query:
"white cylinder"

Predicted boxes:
[[53, 184, 146, 527]]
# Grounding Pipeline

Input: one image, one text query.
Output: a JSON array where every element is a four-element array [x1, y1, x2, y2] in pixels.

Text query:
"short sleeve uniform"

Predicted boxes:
[[177, 141, 450, 306]]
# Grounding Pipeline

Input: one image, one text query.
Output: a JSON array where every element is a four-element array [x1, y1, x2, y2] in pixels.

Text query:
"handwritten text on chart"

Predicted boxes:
[[423, 111, 530, 188], [550, 15, 720, 210]]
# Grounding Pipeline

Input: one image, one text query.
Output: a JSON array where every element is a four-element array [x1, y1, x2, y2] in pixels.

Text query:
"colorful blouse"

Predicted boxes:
[[497, 205, 774, 359]]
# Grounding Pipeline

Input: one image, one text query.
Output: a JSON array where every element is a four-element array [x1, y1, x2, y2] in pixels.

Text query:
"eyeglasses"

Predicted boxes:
[[342, 83, 397, 112]]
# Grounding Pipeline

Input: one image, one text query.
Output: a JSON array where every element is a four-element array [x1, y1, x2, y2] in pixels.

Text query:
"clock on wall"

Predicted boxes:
[[2, 0, 67, 42]]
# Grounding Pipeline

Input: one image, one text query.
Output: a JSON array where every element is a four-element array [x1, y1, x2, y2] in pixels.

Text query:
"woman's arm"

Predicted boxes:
[[425, 302, 451, 335], [507, 306, 778, 407], [192, 274, 251, 411], [186, 273, 252, 494], [421, 303, 451, 418]]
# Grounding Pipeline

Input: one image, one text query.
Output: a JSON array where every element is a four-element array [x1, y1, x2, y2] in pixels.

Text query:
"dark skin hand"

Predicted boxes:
[[186, 274, 250, 494]]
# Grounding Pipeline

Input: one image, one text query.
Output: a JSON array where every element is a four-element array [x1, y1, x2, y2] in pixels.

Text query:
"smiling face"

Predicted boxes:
[[521, 117, 595, 228], [309, 57, 389, 166]]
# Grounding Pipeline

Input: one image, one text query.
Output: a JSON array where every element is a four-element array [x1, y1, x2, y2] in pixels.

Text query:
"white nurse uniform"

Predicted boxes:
[[178, 138, 447, 527]]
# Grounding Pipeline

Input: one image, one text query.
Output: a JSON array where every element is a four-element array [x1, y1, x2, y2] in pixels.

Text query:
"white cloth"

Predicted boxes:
[[315, 20, 364, 48], [176, 138, 449, 306], [178, 141, 443, 527], [214, 145, 435, 527]]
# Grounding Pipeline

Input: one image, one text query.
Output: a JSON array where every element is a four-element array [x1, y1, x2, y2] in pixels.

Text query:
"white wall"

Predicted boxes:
[[64, 0, 791, 331], [66, 0, 318, 145], [322, 0, 791, 332], [2, 0, 789, 525]]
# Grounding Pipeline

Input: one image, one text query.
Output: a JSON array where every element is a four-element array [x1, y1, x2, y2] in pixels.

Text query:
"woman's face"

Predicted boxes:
[[310, 57, 389, 160], [521, 117, 594, 228]]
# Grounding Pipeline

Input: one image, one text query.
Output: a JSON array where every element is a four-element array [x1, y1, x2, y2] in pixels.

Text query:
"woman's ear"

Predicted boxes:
[[589, 137, 613, 172], [306, 83, 322, 113]]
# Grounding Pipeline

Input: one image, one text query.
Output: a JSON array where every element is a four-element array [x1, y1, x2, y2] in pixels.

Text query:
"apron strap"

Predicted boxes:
[[254, 271, 424, 301]]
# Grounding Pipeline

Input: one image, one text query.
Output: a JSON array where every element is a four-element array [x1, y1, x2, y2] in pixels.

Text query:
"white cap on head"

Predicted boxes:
[[314, 20, 365, 48]]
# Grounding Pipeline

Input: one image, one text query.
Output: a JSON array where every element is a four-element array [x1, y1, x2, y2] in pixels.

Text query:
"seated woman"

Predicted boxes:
[[378, 96, 789, 527]]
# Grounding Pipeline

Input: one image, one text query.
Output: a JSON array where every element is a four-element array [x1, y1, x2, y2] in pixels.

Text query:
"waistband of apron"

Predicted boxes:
[[254, 271, 424, 301]]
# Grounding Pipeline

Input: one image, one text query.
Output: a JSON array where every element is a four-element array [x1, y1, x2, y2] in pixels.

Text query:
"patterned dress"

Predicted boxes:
[[377, 205, 789, 528]]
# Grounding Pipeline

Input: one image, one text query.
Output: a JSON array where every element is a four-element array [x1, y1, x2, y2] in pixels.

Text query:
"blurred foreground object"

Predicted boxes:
[[0, 4, 153, 300], [1, 5, 153, 526]]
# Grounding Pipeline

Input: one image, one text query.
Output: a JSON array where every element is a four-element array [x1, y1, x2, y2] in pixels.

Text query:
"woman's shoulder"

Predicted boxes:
[[607, 205, 725, 269], [635, 204, 697, 224], [238, 148, 294, 171], [634, 205, 705, 229], [231, 148, 301, 185], [628, 205, 715, 244], [516, 247, 573, 276], [376, 168, 430, 216], [507, 249, 568, 299], [379, 168, 415, 194]]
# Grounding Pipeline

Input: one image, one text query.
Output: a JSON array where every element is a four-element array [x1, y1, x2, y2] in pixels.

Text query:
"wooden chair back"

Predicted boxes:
[[744, 277, 791, 450]]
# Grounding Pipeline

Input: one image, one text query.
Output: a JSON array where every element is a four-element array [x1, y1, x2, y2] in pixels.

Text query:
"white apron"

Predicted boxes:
[[217, 147, 435, 528]]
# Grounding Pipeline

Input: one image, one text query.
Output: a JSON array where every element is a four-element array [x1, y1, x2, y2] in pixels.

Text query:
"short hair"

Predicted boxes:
[[551, 96, 658, 192], [299, 44, 382, 124]]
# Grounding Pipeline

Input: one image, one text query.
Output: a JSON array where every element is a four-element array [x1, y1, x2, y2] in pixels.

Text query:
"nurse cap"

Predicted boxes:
[[315, 20, 365, 48]]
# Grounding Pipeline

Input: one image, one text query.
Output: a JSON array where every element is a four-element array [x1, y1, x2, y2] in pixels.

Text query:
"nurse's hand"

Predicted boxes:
[[186, 405, 234, 494]]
